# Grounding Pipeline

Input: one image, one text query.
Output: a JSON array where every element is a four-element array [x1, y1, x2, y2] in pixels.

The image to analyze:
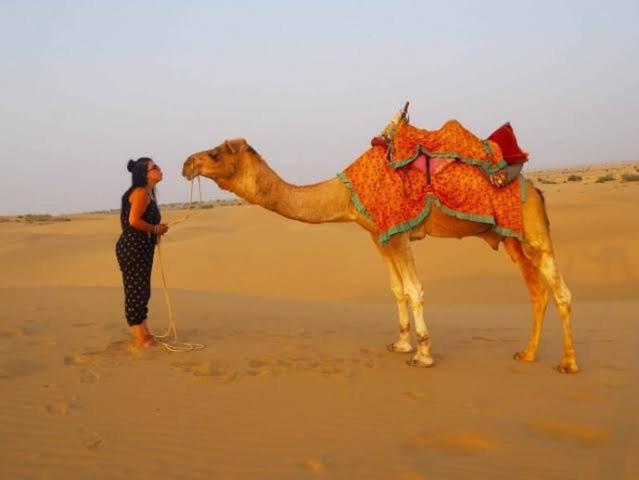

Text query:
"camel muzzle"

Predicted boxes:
[[182, 156, 198, 180]]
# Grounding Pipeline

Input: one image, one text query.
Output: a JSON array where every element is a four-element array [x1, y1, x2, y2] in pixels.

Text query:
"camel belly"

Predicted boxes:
[[410, 203, 492, 240]]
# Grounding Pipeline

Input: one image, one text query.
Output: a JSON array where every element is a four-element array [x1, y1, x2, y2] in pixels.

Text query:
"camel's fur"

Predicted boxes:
[[183, 137, 578, 373]]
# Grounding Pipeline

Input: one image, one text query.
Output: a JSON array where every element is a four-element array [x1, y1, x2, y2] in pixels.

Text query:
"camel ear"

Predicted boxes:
[[224, 139, 236, 154]]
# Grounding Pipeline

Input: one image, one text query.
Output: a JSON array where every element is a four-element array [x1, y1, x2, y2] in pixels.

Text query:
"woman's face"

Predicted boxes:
[[146, 160, 163, 184]]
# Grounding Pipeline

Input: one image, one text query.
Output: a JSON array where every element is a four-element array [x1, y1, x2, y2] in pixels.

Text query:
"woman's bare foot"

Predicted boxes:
[[135, 334, 157, 348], [131, 325, 157, 348]]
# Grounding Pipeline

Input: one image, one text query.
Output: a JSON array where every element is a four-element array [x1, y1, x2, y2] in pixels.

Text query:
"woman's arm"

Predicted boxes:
[[128, 188, 157, 233]]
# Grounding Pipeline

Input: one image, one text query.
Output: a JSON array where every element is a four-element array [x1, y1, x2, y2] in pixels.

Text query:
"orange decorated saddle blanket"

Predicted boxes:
[[338, 120, 527, 244]]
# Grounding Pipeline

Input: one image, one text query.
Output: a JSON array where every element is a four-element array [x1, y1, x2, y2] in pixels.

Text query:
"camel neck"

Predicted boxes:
[[238, 159, 353, 224]]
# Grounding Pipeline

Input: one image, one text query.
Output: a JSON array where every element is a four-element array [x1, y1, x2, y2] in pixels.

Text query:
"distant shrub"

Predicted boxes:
[[621, 173, 639, 182], [20, 214, 71, 223], [200, 204, 214, 209], [24, 214, 53, 222], [595, 174, 615, 183], [537, 178, 558, 184], [567, 175, 582, 182]]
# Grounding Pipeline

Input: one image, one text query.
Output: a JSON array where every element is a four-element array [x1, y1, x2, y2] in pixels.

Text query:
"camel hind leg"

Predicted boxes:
[[520, 184, 579, 373], [503, 237, 548, 362]]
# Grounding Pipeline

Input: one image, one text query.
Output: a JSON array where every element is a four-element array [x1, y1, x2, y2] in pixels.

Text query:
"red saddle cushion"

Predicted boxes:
[[487, 122, 528, 164]]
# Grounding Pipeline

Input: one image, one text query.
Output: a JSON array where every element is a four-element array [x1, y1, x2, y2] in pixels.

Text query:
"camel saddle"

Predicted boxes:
[[371, 119, 528, 188]]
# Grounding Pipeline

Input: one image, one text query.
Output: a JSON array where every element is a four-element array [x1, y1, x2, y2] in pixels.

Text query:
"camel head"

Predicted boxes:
[[182, 138, 262, 193]]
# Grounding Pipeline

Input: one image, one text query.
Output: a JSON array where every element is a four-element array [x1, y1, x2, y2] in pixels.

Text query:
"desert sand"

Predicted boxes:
[[1, 163, 638, 479]]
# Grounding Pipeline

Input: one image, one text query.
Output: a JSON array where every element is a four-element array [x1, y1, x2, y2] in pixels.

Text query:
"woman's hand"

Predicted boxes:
[[155, 224, 169, 236]]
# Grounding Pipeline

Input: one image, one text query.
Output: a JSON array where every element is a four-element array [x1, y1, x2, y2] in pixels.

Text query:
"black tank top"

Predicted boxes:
[[120, 188, 162, 241]]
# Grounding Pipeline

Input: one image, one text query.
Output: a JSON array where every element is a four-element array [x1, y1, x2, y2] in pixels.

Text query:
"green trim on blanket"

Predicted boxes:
[[387, 143, 508, 174], [337, 172, 374, 221], [493, 225, 523, 239], [378, 194, 523, 245], [377, 200, 435, 244], [482, 140, 493, 157]]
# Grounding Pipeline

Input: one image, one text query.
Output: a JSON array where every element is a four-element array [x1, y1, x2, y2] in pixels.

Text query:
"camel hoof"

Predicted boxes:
[[387, 343, 414, 354], [556, 362, 580, 374], [406, 357, 434, 368], [513, 351, 535, 362]]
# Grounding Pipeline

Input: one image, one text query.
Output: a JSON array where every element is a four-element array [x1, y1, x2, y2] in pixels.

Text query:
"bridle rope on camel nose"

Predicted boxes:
[[152, 157, 205, 352], [167, 157, 202, 227]]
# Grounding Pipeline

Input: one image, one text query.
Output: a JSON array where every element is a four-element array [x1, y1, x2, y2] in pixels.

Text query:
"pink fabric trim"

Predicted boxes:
[[411, 154, 455, 176]]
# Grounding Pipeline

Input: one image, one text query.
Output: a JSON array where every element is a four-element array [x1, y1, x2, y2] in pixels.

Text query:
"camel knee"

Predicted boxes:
[[556, 284, 572, 310], [389, 282, 405, 302], [404, 284, 424, 309]]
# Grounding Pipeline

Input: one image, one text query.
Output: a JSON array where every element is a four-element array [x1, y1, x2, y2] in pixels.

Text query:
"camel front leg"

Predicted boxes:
[[373, 236, 413, 353], [381, 233, 434, 368]]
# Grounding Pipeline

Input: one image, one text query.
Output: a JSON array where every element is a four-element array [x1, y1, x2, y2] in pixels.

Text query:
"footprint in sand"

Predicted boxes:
[[246, 355, 280, 376], [172, 359, 238, 383], [299, 458, 330, 473], [358, 347, 394, 369], [64, 340, 148, 369], [64, 353, 97, 367], [360, 347, 390, 358], [79, 369, 101, 384], [403, 391, 428, 400], [82, 433, 104, 451], [46, 398, 79, 416], [0, 326, 31, 337], [247, 355, 295, 375], [528, 420, 609, 446], [404, 431, 499, 455]]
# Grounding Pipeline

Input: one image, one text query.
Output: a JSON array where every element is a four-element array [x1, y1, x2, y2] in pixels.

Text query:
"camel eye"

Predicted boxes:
[[207, 152, 219, 161]]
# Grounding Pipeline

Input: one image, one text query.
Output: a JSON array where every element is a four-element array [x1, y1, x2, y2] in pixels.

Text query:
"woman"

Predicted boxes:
[[116, 157, 169, 348]]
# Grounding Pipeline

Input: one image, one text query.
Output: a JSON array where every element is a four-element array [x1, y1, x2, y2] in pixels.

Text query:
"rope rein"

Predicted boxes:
[[152, 164, 205, 353]]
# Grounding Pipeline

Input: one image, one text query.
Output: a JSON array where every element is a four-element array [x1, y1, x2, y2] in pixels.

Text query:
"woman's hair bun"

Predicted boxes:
[[127, 159, 136, 172]]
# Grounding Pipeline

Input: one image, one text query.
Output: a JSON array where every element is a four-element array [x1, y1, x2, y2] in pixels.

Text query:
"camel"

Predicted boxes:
[[182, 117, 578, 374]]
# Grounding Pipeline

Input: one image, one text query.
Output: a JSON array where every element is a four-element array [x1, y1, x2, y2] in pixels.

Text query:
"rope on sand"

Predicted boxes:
[[152, 175, 206, 353]]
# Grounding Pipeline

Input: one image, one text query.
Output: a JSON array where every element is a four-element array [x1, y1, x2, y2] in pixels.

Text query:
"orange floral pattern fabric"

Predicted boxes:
[[388, 120, 506, 173], [339, 143, 524, 244]]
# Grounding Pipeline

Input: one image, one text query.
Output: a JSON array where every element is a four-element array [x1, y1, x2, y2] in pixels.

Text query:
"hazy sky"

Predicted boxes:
[[1, 0, 637, 215]]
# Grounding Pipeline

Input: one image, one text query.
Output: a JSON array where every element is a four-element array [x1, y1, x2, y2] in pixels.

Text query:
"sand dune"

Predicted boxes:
[[0, 166, 638, 479]]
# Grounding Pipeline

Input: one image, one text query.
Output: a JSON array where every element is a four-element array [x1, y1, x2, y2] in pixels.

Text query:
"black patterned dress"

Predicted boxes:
[[115, 190, 161, 326]]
